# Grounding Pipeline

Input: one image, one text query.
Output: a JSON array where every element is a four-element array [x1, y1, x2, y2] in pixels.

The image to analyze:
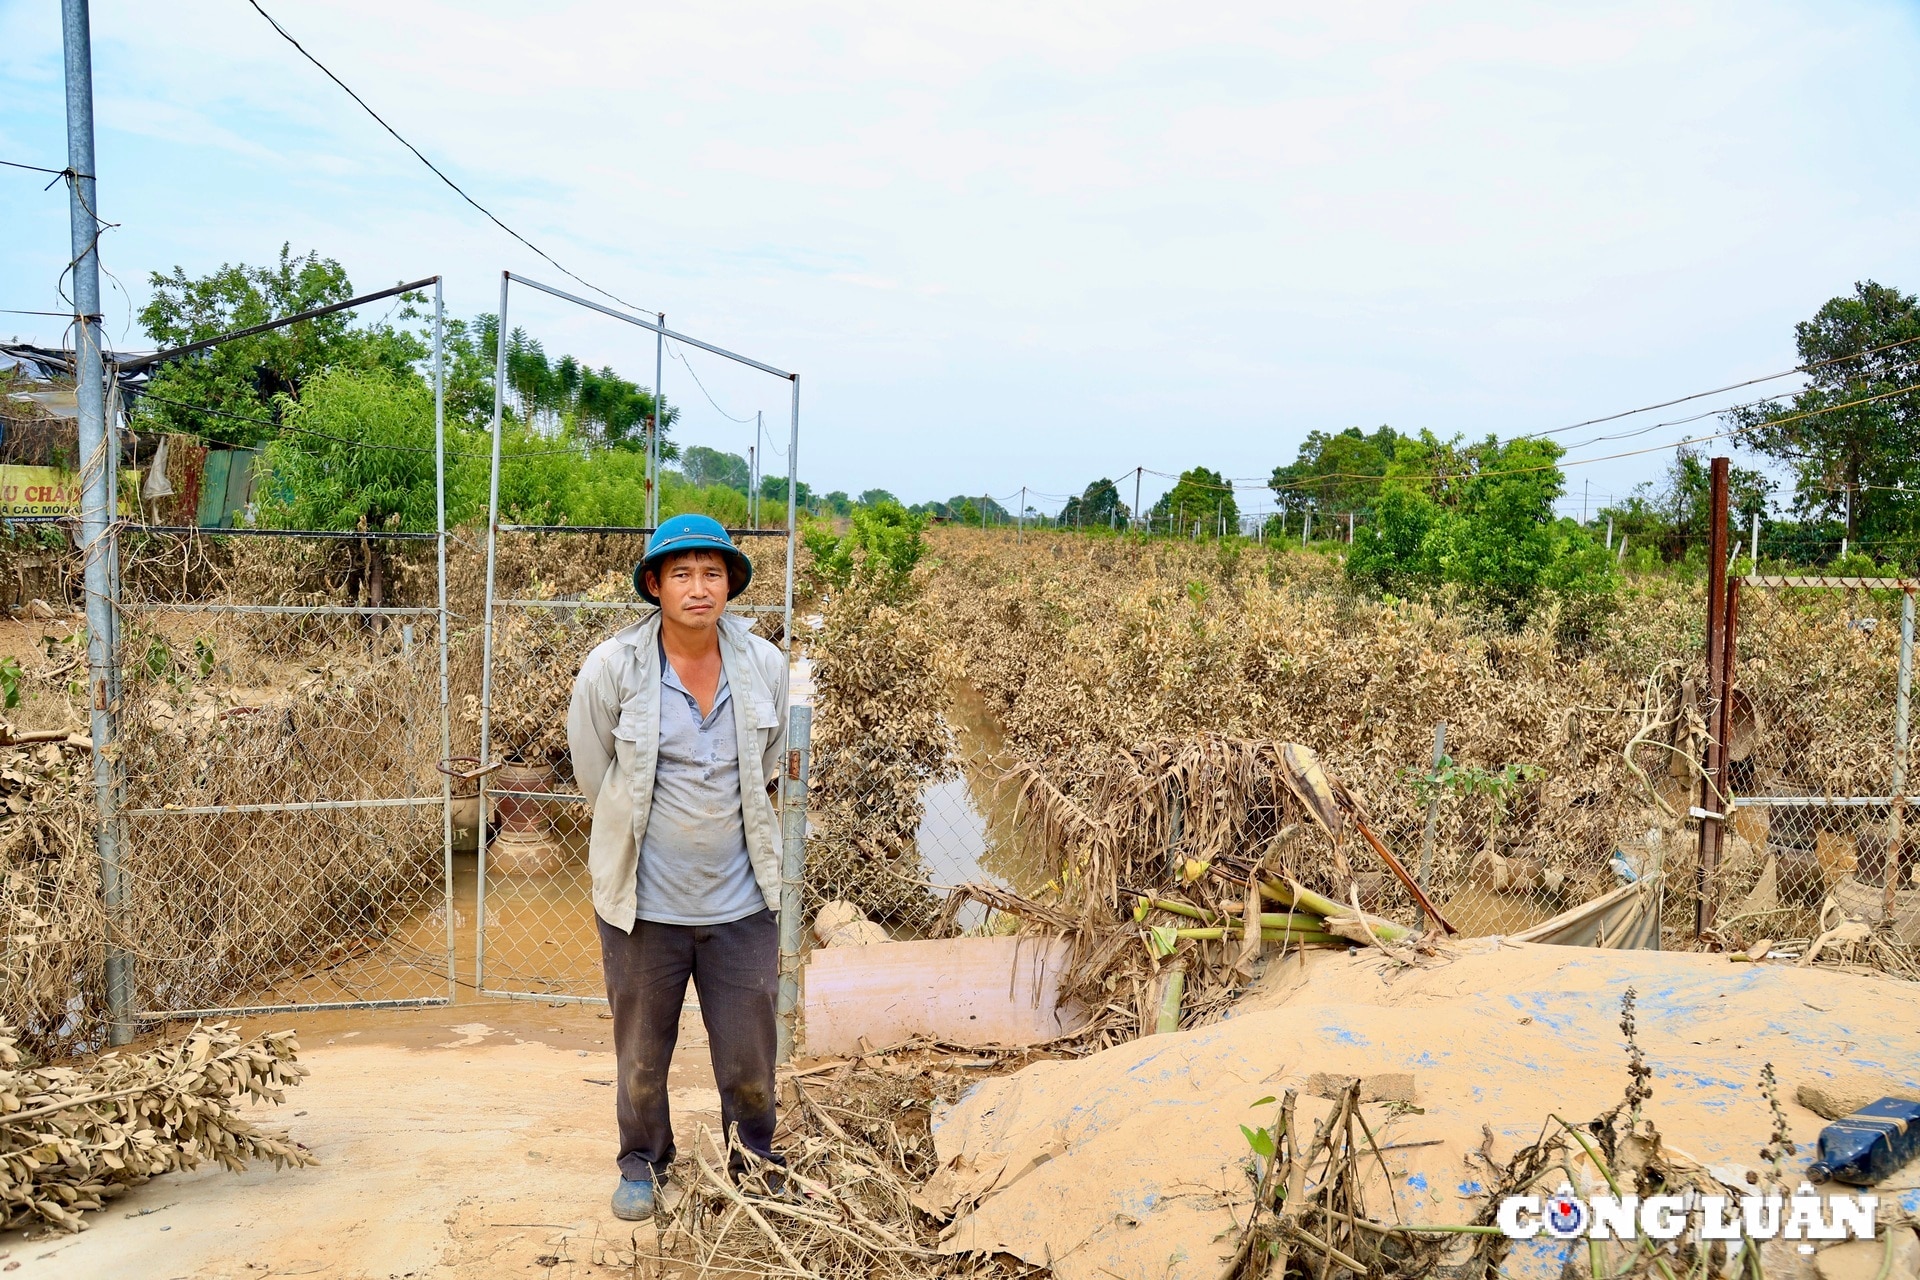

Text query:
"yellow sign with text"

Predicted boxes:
[[0, 465, 139, 518]]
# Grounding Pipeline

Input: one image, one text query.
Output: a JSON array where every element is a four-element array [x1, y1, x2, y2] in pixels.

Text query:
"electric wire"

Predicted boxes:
[[243, 0, 656, 319], [0, 159, 88, 179], [1038, 381, 1920, 508], [1516, 332, 1920, 440], [666, 340, 755, 424]]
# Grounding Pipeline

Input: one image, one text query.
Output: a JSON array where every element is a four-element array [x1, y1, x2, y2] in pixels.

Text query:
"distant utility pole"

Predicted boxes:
[[1018, 486, 1025, 543], [1348, 511, 1354, 544], [1606, 516, 1614, 552], [748, 443, 757, 527], [1582, 478, 1589, 524], [1842, 485, 1852, 560], [1750, 510, 1760, 566], [1133, 466, 1143, 534], [64, 0, 130, 1047]]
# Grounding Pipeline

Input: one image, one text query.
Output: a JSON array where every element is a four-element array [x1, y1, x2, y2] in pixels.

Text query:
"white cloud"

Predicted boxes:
[[1, 0, 1916, 505]]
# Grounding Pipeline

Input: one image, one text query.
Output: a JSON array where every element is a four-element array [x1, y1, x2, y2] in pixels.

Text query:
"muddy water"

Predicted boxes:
[[913, 681, 1058, 928]]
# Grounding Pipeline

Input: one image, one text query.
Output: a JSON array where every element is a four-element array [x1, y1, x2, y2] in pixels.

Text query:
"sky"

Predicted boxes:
[[3, 0, 1918, 518]]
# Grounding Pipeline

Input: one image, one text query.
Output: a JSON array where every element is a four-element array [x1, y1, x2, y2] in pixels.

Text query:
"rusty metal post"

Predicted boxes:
[[1694, 456, 1732, 937]]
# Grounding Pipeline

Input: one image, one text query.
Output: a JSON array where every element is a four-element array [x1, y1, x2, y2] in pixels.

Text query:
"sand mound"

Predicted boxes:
[[924, 942, 1920, 1280]]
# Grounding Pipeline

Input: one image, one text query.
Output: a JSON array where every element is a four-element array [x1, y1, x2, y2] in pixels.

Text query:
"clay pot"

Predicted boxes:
[[489, 760, 559, 874]]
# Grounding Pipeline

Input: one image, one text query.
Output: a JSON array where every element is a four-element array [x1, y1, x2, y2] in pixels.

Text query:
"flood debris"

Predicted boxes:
[[0, 1020, 311, 1233]]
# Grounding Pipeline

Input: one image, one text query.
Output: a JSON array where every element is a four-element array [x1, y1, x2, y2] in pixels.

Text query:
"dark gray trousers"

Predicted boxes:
[[596, 909, 781, 1183]]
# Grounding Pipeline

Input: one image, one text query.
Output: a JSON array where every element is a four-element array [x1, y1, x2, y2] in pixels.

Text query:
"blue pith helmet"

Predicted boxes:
[[634, 513, 753, 605]]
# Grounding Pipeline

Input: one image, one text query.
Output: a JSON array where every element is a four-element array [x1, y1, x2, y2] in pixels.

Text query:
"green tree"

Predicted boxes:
[[857, 488, 900, 508], [1347, 432, 1616, 630], [1059, 477, 1130, 529], [259, 367, 470, 533], [1149, 467, 1238, 536], [681, 446, 750, 491], [1730, 281, 1920, 560], [1269, 426, 1398, 518], [1595, 447, 1772, 564], [256, 367, 487, 606], [805, 500, 928, 602], [497, 327, 674, 453], [134, 244, 424, 446]]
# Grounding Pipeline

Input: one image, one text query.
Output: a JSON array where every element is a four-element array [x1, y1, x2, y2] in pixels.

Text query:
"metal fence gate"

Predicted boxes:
[[97, 276, 458, 1034], [471, 271, 800, 1005], [114, 529, 456, 1019]]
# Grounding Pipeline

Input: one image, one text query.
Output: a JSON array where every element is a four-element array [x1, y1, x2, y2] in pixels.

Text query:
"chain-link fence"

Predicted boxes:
[[113, 530, 454, 1020], [470, 528, 792, 1003], [1714, 796, 1917, 946]]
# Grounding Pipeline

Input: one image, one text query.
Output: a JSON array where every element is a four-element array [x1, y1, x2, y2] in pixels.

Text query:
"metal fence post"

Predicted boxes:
[[433, 279, 456, 1002], [64, 0, 131, 1046], [1416, 722, 1447, 893], [475, 271, 510, 993], [776, 704, 813, 1062], [1694, 456, 1732, 937], [1889, 590, 1913, 919]]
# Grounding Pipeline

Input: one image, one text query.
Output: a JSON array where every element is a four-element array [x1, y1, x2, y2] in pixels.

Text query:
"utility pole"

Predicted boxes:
[[1841, 485, 1852, 560], [1018, 485, 1025, 544], [64, 0, 129, 1046], [748, 444, 757, 528], [1749, 509, 1759, 568], [1348, 510, 1354, 544], [1606, 516, 1614, 552], [1582, 478, 1589, 524], [649, 313, 665, 528], [1133, 466, 1143, 535]]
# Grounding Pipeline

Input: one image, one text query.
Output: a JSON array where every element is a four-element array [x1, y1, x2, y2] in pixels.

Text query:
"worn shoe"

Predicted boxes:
[[611, 1177, 656, 1222]]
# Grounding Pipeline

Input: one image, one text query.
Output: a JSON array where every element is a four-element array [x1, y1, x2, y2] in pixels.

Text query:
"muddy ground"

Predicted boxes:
[[5, 998, 712, 1280]]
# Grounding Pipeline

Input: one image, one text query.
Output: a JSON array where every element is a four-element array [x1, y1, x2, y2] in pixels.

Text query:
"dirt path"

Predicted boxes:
[[5, 1001, 722, 1280]]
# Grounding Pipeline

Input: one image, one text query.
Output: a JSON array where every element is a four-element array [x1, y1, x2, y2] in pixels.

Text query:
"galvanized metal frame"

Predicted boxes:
[[476, 270, 801, 1006]]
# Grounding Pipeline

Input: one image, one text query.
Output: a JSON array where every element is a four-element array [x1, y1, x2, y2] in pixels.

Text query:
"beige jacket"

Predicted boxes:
[[567, 611, 790, 930]]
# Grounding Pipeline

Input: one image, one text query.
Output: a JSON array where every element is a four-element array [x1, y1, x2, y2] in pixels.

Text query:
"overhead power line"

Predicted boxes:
[[1518, 332, 1920, 440], [1113, 381, 1920, 500], [243, 0, 654, 318]]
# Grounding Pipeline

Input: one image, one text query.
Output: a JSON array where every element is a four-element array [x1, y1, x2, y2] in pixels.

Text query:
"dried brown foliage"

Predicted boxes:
[[0, 1019, 311, 1233], [806, 571, 953, 933], [923, 529, 1914, 991]]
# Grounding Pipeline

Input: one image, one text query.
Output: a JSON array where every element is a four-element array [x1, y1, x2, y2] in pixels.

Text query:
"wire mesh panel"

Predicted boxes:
[[473, 529, 793, 1001], [113, 532, 453, 1017], [1713, 797, 1918, 945]]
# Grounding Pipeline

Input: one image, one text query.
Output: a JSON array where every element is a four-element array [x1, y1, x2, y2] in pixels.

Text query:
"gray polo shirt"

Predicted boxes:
[[634, 640, 764, 925]]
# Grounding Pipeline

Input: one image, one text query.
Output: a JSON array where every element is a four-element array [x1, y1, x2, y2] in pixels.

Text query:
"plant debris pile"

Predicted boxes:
[[642, 1048, 1044, 1279], [0, 1019, 311, 1233]]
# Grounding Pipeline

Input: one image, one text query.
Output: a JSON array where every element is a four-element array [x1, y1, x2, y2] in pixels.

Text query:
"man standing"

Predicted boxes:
[[567, 514, 791, 1222]]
